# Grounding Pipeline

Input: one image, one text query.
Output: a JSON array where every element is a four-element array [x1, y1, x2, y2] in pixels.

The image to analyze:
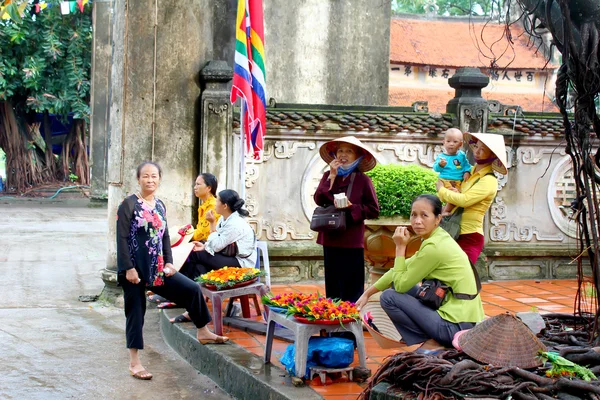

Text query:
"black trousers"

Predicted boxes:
[[120, 272, 211, 349], [323, 246, 365, 303], [179, 250, 240, 281]]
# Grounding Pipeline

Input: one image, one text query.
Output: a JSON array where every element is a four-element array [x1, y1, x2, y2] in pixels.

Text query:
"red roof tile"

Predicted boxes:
[[390, 18, 556, 69], [388, 87, 558, 113]]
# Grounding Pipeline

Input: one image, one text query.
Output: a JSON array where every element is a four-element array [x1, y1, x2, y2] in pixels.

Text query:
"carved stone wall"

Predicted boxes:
[[235, 121, 584, 282]]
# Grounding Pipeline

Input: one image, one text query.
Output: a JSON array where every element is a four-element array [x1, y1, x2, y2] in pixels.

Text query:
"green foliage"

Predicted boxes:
[[391, 0, 497, 16], [366, 164, 438, 218], [0, 0, 92, 121]]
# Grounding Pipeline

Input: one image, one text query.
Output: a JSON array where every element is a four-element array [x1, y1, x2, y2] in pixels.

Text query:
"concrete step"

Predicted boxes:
[[159, 308, 324, 400]]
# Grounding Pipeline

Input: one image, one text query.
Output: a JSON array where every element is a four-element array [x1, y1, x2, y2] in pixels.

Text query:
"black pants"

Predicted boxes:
[[323, 246, 365, 303], [179, 250, 240, 281], [120, 272, 211, 349]]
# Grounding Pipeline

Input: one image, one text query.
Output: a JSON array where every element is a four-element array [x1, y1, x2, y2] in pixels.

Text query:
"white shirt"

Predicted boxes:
[[204, 211, 257, 268]]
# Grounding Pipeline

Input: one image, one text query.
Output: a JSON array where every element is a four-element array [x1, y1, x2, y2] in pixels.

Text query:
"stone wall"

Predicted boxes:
[[264, 0, 391, 105], [102, 0, 225, 288], [234, 106, 584, 283]]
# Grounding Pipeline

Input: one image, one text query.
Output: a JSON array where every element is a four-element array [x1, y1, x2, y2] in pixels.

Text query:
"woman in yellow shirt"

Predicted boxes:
[[436, 132, 508, 265], [192, 173, 220, 242], [179, 173, 220, 279]]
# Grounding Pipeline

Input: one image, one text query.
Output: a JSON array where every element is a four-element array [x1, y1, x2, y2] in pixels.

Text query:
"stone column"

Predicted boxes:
[[100, 0, 211, 300], [446, 67, 490, 133], [89, 0, 112, 201], [199, 61, 233, 188]]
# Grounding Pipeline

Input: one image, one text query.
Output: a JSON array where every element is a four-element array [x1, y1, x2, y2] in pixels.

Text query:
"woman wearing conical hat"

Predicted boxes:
[[313, 136, 380, 303], [436, 132, 508, 264]]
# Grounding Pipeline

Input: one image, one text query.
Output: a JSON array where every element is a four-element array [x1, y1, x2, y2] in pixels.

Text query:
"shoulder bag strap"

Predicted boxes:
[[346, 172, 356, 198], [453, 261, 482, 300]]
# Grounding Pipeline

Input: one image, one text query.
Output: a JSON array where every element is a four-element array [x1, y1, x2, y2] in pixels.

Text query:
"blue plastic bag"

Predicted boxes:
[[279, 337, 355, 378]]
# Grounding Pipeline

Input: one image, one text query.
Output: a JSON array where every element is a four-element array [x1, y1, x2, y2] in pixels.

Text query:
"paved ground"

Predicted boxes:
[[222, 280, 582, 399], [0, 199, 231, 400]]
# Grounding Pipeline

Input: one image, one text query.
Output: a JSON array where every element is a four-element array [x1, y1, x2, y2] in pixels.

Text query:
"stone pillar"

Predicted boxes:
[[199, 61, 233, 189], [89, 0, 112, 201], [446, 67, 490, 133], [100, 0, 211, 300]]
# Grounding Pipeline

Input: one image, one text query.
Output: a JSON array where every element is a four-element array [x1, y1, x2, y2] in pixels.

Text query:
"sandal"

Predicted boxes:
[[170, 314, 192, 324], [415, 347, 445, 356], [199, 335, 229, 345], [129, 368, 153, 380], [148, 294, 168, 303], [157, 302, 177, 309]]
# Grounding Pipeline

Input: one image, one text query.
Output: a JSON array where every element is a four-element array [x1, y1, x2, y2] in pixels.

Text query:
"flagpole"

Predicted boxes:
[[240, 106, 246, 201]]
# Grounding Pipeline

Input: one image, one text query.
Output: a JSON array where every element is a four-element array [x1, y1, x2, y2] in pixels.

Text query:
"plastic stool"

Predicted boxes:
[[263, 311, 368, 379]]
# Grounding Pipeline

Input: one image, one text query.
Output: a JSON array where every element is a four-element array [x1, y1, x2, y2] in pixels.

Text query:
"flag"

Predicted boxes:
[[230, 0, 266, 160]]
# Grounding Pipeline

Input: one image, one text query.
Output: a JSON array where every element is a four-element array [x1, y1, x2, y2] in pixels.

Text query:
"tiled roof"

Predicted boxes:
[[389, 87, 559, 113], [488, 115, 565, 136], [233, 106, 567, 138], [233, 108, 455, 135], [390, 17, 557, 69]]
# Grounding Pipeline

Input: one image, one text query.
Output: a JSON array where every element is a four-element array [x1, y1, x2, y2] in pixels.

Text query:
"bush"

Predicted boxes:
[[365, 164, 438, 218]]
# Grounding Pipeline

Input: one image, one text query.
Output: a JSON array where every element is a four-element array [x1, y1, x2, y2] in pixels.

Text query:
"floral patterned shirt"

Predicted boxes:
[[192, 195, 220, 242], [116, 194, 173, 287]]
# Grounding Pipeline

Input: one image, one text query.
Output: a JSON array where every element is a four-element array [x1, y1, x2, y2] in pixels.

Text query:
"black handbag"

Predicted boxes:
[[417, 263, 482, 310], [310, 173, 355, 232], [416, 279, 449, 310]]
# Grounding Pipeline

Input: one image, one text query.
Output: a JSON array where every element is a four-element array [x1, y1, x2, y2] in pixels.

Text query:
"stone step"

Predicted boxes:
[[159, 308, 323, 400]]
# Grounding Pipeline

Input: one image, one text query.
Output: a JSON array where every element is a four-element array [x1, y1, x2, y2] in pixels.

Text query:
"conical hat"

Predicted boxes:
[[359, 292, 404, 349], [319, 136, 377, 172], [169, 225, 195, 271], [458, 313, 546, 368], [464, 132, 508, 175]]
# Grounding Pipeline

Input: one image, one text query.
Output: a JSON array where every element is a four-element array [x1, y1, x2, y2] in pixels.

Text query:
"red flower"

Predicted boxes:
[[157, 256, 164, 272], [154, 276, 164, 286]]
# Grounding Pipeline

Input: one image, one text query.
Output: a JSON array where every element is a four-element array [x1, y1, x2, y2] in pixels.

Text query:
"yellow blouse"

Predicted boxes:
[[437, 164, 498, 235], [192, 195, 220, 241]]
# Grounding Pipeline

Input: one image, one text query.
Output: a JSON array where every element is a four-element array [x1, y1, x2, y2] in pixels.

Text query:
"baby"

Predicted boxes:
[[433, 128, 471, 215]]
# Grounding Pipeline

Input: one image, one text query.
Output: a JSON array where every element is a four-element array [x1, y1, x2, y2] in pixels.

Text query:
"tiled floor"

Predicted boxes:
[[217, 279, 584, 400]]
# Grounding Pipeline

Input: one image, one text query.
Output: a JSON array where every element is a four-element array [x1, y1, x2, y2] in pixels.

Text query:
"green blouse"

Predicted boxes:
[[373, 226, 485, 324]]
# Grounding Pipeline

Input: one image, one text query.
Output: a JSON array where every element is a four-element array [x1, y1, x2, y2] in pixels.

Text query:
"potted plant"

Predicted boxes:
[[363, 164, 438, 281]]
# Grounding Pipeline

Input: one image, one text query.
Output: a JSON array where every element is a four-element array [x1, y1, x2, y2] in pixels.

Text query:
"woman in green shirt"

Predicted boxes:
[[356, 194, 484, 352]]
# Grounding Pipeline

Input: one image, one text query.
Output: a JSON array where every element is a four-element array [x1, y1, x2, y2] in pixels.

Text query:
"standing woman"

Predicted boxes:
[[117, 162, 228, 380], [436, 133, 508, 265], [313, 136, 380, 303]]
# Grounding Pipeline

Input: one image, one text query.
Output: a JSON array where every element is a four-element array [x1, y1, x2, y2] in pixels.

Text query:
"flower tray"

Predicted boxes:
[[203, 277, 258, 291], [293, 315, 356, 325]]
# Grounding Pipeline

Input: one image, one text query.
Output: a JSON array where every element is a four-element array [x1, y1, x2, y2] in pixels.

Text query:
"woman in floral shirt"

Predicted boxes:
[[117, 162, 228, 380]]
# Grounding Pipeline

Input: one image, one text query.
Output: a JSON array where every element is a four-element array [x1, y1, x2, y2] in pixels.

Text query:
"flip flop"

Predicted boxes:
[[415, 348, 445, 356], [129, 368, 153, 380], [199, 335, 229, 345], [148, 294, 168, 303], [170, 314, 192, 324], [157, 302, 177, 309]]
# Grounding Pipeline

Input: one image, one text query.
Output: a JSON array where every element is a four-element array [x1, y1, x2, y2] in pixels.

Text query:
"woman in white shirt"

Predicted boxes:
[[171, 189, 257, 323]]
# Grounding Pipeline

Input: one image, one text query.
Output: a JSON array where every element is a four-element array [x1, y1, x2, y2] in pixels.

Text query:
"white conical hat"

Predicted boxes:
[[319, 136, 377, 172], [464, 132, 508, 175], [359, 292, 404, 349]]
